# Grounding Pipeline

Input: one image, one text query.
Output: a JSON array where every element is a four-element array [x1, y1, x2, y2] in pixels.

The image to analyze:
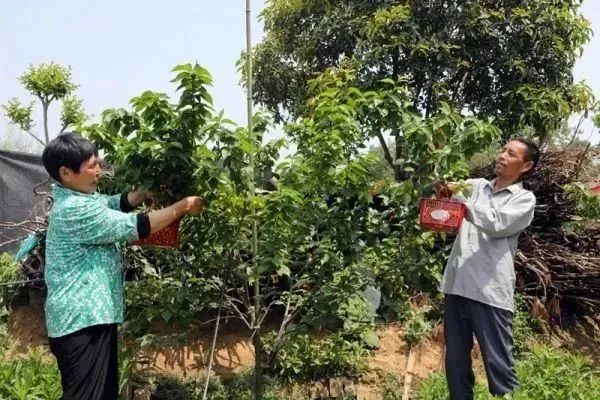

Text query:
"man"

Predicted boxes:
[[440, 138, 540, 399], [41, 132, 203, 400]]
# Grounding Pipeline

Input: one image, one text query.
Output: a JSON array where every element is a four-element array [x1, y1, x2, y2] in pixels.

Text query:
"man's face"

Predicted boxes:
[[59, 154, 101, 194], [494, 140, 534, 181]]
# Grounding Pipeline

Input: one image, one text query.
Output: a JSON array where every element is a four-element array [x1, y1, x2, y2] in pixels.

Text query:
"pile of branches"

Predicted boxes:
[[0, 191, 51, 292], [472, 148, 600, 324]]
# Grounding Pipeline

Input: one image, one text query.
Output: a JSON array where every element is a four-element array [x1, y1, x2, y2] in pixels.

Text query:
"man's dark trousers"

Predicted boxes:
[[444, 294, 519, 399]]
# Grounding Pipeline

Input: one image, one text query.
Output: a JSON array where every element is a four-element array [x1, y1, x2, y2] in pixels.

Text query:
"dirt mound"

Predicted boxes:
[[8, 307, 490, 399]]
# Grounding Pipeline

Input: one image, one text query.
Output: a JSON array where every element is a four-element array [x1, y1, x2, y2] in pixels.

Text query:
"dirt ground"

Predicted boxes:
[[8, 304, 48, 354], [8, 305, 598, 399]]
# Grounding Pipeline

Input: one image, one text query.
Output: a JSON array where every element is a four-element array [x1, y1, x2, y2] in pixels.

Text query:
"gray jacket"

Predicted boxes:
[[441, 178, 536, 312]]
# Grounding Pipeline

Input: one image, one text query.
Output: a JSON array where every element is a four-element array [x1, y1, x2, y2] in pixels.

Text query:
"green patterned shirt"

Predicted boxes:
[[45, 184, 138, 338]]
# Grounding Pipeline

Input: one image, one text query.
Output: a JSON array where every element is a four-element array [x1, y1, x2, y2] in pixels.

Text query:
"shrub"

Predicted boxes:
[[0, 348, 62, 400], [263, 331, 367, 382], [149, 371, 299, 400], [416, 345, 600, 400]]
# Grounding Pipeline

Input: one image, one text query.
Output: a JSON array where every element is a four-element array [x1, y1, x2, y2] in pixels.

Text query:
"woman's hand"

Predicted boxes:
[[146, 196, 205, 234], [183, 196, 204, 215]]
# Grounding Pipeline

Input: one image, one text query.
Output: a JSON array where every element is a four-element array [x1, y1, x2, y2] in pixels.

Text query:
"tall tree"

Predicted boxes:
[[251, 0, 594, 177], [2, 62, 86, 146]]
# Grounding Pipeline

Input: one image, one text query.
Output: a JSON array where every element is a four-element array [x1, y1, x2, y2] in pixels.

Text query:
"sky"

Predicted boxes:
[[0, 0, 267, 151], [1, 0, 599, 151]]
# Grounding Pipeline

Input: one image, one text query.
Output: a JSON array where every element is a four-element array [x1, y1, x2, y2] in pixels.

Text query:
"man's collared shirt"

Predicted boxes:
[[45, 184, 139, 338], [441, 178, 536, 312]]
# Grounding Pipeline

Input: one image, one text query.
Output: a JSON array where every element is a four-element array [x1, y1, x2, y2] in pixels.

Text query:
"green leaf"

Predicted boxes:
[[379, 78, 396, 85], [361, 330, 380, 348], [169, 141, 184, 150], [171, 63, 193, 73], [276, 265, 291, 277]]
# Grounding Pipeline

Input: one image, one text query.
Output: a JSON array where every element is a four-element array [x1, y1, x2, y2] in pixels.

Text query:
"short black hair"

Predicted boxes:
[[42, 132, 98, 182], [513, 137, 540, 169]]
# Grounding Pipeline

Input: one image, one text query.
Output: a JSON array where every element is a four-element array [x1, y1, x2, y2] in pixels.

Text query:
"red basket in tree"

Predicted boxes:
[[419, 198, 466, 232], [131, 218, 182, 248]]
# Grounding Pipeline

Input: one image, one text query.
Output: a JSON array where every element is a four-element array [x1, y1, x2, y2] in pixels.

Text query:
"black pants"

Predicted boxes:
[[49, 324, 119, 400], [444, 294, 519, 399]]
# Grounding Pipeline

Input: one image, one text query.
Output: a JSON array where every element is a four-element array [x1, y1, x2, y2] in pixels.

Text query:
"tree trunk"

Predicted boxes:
[[42, 100, 50, 144], [252, 331, 263, 400], [402, 344, 417, 400], [245, 0, 263, 398], [393, 128, 407, 182], [394, 166, 403, 182], [392, 46, 400, 78]]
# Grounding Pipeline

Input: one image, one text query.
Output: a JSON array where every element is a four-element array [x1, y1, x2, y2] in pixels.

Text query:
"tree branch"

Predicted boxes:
[[33, 176, 52, 195], [0, 220, 47, 230], [0, 236, 28, 249], [25, 130, 46, 147], [452, 71, 469, 111], [226, 295, 251, 329], [574, 143, 591, 181], [567, 111, 588, 147], [375, 131, 394, 169]]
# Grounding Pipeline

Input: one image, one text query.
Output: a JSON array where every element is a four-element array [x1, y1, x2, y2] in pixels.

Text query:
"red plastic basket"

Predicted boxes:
[[419, 198, 466, 232], [131, 218, 181, 248]]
